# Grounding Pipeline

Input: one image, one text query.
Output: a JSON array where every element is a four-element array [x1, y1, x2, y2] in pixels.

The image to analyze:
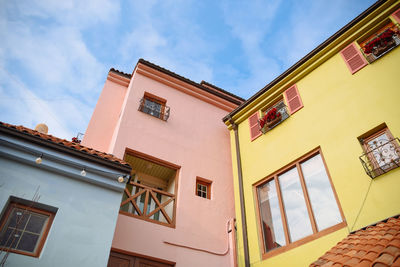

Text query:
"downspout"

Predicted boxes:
[[228, 116, 250, 267]]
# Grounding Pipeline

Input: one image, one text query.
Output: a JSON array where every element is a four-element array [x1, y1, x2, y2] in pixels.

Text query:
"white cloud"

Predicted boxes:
[[220, 0, 283, 97], [0, 0, 119, 139], [273, 0, 376, 69], [11, 0, 119, 29], [0, 69, 77, 138], [118, 0, 215, 85]]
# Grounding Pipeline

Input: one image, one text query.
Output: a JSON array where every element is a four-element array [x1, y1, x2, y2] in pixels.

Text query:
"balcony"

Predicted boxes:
[[120, 181, 176, 227], [359, 138, 400, 178], [259, 100, 290, 134], [360, 24, 400, 63], [120, 152, 177, 227], [139, 97, 170, 121]]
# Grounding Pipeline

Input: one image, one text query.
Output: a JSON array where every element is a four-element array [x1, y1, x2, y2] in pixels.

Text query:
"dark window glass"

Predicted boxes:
[[0, 204, 53, 257]]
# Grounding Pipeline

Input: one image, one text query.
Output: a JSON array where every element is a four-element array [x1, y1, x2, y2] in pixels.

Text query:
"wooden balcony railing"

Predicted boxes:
[[120, 182, 176, 227]]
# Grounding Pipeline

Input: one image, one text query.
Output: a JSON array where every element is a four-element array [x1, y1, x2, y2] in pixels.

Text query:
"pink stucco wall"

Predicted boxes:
[[82, 73, 128, 152], [84, 64, 237, 267]]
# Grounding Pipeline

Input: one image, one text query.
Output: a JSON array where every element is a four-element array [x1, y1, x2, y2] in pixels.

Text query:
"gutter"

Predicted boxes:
[[223, 0, 388, 122], [228, 116, 250, 267]]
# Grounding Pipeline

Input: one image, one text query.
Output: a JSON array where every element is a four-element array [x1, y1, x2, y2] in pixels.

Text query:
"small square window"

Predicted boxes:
[[0, 199, 56, 257], [139, 92, 170, 121], [359, 126, 400, 178], [196, 178, 211, 199]]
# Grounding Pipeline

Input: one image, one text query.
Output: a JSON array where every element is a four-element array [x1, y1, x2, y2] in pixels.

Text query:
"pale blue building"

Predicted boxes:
[[0, 122, 131, 267]]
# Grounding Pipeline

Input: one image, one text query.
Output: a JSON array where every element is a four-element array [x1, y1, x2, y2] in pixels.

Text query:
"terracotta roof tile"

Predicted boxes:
[[0, 122, 130, 168], [310, 215, 400, 267], [357, 260, 372, 267], [392, 255, 400, 266]]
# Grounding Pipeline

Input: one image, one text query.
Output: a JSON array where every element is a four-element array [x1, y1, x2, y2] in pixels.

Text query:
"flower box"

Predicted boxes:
[[266, 112, 282, 128], [362, 28, 399, 59], [259, 107, 282, 133]]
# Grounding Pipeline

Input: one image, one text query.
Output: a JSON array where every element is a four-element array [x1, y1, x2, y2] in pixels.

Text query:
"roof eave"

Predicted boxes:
[[0, 125, 132, 172]]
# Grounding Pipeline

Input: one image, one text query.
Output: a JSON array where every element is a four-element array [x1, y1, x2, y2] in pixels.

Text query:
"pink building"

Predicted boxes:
[[82, 59, 244, 267]]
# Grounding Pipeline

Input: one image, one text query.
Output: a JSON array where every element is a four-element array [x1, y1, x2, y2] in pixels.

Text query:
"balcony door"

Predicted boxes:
[[108, 251, 174, 267]]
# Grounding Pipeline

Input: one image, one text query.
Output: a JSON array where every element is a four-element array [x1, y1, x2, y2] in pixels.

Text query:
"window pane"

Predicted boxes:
[[367, 133, 399, 167], [144, 99, 161, 118], [17, 232, 40, 252], [0, 229, 22, 248], [26, 214, 48, 234], [257, 180, 286, 251], [9, 208, 29, 229], [301, 154, 342, 230], [279, 167, 313, 242]]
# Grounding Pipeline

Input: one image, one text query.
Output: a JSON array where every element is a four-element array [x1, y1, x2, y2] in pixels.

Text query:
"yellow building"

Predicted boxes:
[[223, 1, 400, 266]]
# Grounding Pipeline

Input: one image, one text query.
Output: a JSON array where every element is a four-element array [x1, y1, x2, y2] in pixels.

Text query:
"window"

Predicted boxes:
[[255, 149, 344, 258], [359, 21, 400, 63], [259, 99, 290, 134], [0, 199, 56, 257], [359, 126, 400, 178], [139, 92, 170, 121], [196, 177, 212, 199], [249, 84, 303, 140], [340, 8, 400, 74]]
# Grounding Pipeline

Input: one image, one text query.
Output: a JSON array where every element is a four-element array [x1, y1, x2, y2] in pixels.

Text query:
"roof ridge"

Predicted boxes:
[[109, 68, 132, 79], [136, 58, 244, 105]]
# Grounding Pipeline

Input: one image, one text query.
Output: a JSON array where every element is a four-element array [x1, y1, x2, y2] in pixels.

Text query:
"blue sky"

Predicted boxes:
[[0, 0, 376, 140]]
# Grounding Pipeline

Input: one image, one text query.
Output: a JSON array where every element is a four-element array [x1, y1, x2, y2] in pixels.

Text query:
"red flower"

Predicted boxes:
[[259, 118, 265, 128]]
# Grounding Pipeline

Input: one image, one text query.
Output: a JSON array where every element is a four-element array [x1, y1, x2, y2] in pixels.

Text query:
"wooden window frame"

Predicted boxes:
[[195, 177, 212, 199], [0, 201, 55, 258], [139, 92, 167, 120], [253, 148, 346, 260]]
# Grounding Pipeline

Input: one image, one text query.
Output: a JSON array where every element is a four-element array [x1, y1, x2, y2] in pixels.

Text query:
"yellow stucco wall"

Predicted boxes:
[[229, 3, 400, 266]]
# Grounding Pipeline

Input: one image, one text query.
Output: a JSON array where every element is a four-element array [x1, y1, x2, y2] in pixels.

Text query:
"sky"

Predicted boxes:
[[0, 0, 377, 140]]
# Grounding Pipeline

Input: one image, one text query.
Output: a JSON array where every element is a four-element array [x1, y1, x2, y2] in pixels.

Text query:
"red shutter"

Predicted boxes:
[[284, 84, 303, 114], [248, 112, 261, 141], [340, 43, 368, 74], [392, 7, 400, 23]]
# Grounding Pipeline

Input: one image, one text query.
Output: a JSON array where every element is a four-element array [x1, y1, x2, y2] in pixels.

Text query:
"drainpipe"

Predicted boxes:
[[228, 116, 250, 267]]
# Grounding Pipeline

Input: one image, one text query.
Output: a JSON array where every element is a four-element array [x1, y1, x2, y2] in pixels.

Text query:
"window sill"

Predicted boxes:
[[260, 222, 347, 261]]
